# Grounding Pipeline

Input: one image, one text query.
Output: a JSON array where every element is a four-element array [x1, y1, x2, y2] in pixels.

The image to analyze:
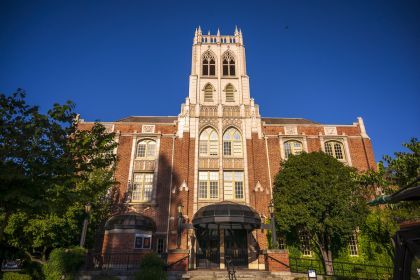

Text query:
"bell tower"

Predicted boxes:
[[177, 27, 262, 138]]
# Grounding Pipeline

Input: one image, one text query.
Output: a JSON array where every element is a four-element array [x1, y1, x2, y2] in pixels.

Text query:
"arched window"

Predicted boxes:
[[225, 84, 235, 102], [202, 51, 216, 76], [324, 141, 345, 160], [203, 84, 214, 102], [199, 127, 218, 157], [223, 128, 242, 157], [136, 139, 156, 159], [284, 140, 303, 159], [222, 52, 235, 76]]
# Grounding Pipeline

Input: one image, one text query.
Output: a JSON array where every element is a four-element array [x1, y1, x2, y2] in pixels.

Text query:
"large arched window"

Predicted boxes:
[[203, 84, 214, 102], [324, 141, 345, 160], [225, 84, 235, 102], [136, 139, 156, 159], [223, 128, 242, 157], [284, 140, 303, 159], [199, 127, 218, 157], [202, 51, 216, 76], [222, 51, 235, 76]]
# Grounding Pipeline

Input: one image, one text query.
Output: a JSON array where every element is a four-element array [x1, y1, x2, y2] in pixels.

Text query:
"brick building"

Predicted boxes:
[[78, 27, 375, 271]]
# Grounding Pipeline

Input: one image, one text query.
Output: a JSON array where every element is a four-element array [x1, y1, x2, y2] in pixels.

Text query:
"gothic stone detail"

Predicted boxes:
[[77, 28, 376, 272]]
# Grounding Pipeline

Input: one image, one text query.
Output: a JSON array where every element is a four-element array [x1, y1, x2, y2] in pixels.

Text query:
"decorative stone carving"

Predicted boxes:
[[179, 180, 189, 192], [222, 118, 242, 129], [284, 126, 298, 135], [324, 126, 337, 135], [142, 125, 155, 133], [254, 181, 264, 192], [199, 118, 218, 129]]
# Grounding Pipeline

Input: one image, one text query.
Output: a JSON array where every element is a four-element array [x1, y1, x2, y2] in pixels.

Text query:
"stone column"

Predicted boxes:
[[219, 229, 225, 269]]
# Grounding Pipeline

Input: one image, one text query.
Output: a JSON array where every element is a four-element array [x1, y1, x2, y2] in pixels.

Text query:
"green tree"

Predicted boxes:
[[0, 90, 118, 260], [273, 152, 368, 275]]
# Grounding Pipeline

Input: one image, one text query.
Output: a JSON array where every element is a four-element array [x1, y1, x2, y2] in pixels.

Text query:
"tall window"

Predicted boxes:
[[198, 171, 219, 199], [222, 51, 235, 76], [224, 171, 244, 199], [284, 140, 303, 159], [223, 128, 242, 157], [325, 141, 345, 160], [199, 127, 218, 157], [132, 173, 153, 202], [299, 232, 312, 256], [202, 51, 216, 76], [137, 140, 156, 159], [349, 233, 359, 256], [225, 84, 235, 102], [204, 84, 214, 102]]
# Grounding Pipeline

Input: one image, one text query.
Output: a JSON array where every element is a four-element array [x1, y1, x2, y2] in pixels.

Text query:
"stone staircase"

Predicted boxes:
[[178, 270, 296, 280]]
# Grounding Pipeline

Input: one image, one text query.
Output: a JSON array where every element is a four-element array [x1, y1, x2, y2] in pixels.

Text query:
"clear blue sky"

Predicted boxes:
[[0, 0, 419, 162]]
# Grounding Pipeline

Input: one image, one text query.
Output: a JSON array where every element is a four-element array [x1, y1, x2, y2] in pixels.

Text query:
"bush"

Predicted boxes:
[[2, 272, 32, 280], [134, 253, 167, 280], [22, 261, 44, 280], [43, 247, 86, 280]]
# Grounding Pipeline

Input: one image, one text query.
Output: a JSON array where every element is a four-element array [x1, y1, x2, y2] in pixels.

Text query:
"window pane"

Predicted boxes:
[[132, 183, 141, 201], [146, 142, 156, 157], [234, 172, 243, 182], [230, 65, 235, 76], [233, 142, 242, 156], [210, 65, 215, 75], [210, 181, 218, 198], [223, 141, 232, 156], [199, 140, 208, 155], [235, 181, 243, 199], [223, 65, 228, 76], [224, 172, 233, 181], [199, 171, 208, 180], [325, 143, 333, 156], [135, 236, 143, 249], [284, 142, 292, 159], [143, 237, 151, 249], [334, 143, 344, 159], [137, 144, 146, 157], [198, 181, 207, 199], [203, 66, 208, 76]]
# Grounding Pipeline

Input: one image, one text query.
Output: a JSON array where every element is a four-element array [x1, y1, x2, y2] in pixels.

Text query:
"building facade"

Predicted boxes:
[[78, 27, 376, 271]]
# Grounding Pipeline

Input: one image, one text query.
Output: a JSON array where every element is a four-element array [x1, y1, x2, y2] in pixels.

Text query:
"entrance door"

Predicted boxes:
[[224, 229, 248, 267], [196, 228, 220, 269]]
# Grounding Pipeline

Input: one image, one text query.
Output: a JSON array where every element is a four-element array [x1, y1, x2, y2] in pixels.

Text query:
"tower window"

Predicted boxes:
[[199, 127, 218, 157], [222, 51, 235, 76], [198, 171, 219, 199], [225, 84, 235, 102], [223, 128, 242, 157], [204, 84, 214, 102], [324, 141, 345, 160], [202, 52, 216, 76], [284, 140, 303, 159], [224, 171, 244, 199]]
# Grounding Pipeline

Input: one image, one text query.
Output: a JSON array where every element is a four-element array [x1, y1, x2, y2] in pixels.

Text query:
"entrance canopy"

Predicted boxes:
[[192, 201, 261, 230]]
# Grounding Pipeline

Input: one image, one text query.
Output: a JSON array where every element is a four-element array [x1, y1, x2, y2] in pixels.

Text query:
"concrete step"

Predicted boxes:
[[184, 270, 293, 280]]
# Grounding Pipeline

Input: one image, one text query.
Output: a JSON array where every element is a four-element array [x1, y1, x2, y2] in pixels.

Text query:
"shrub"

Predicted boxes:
[[43, 247, 86, 280], [134, 253, 167, 280], [2, 272, 32, 280]]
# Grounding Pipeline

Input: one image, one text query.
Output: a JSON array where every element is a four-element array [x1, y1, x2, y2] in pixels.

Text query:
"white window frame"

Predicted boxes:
[[136, 139, 157, 159], [223, 128, 243, 158], [224, 171, 244, 200], [132, 173, 154, 202], [199, 127, 218, 157], [279, 136, 308, 160], [134, 233, 152, 249], [198, 171, 219, 200], [324, 141, 346, 160], [349, 233, 359, 256], [283, 140, 304, 159]]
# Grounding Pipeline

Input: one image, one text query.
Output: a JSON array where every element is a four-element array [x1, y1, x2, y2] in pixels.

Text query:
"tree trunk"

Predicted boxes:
[[319, 247, 334, 275]]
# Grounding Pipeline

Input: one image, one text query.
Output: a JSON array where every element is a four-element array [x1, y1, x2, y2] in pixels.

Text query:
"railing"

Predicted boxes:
[[85, 252, 160, 271], [289, 258, 393, 279]]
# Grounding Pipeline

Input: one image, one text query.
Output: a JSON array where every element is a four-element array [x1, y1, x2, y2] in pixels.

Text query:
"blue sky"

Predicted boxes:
[[0, 0, 419, 162]]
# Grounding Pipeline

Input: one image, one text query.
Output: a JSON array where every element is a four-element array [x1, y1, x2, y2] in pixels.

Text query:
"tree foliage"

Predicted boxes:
[[0, 89, 118, 260], [273, 152, 369, 274]]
